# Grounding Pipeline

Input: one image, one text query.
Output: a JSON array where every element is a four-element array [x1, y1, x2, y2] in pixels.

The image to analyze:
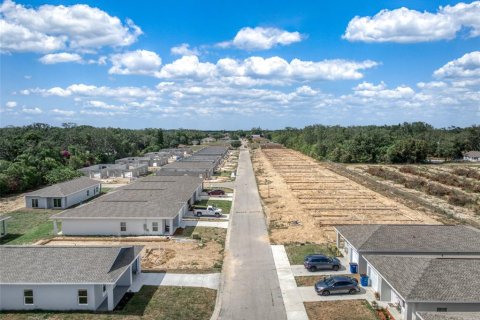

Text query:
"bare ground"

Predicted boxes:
[[0, 194, 25, 214], [253, 148, 440, 244], [305, 300, 377, 320]]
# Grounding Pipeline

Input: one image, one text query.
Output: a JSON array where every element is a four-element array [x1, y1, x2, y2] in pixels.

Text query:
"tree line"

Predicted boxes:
[[0, 123, 208, 196], [269, 122, 480, 164]]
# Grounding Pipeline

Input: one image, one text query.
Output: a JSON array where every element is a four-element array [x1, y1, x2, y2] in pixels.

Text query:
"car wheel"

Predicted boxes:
[[321, 290, 330, 296], [349, 289, 357, 295], [215, 213, 220, 217], [332, 265, 339, 271], [308, 266, 317, 272], [196, 212, 202, 217]]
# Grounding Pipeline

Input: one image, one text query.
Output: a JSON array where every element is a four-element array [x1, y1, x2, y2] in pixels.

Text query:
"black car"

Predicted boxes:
[[315, 276, 360, 296], [304, 254, 341, 272]]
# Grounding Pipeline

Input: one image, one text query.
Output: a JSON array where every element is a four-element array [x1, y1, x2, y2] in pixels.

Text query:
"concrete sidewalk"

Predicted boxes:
[[131, 272, 220, 292], [182, 220, 229, 229], [271, 245, 309, 320]]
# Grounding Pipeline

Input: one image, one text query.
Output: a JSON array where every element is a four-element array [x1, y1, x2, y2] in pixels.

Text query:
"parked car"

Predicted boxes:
[[304, 254, 341, 272], [208, 189, 225, 196], [193, 205, 223, 217], [315, 276, 360, 296]]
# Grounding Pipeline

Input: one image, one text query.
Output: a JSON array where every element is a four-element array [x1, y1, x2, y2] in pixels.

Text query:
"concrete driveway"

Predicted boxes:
[[131, 272, 220, 292], [291, 256, 351, 276], [298, 286, 373, 302]]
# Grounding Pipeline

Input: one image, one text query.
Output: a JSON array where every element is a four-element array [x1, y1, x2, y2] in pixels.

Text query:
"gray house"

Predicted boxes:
[[0, 245, 142, 311], [463, 151, 480, 162], [0, 216, 11, 238], [335, 224, 480, 275], [79, 163, 148, 179], [24, 177, 101, 210], [52, 175, 203, 236], [364, 255, 480, 320], [157, 161, 216, 178]]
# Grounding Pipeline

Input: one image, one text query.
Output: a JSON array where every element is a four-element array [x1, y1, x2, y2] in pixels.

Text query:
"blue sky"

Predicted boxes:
[[0, 0, 479, 129]]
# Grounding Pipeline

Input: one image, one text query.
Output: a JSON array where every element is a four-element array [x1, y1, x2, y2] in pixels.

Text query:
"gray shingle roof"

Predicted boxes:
[[0, 245, 142, 284], [161, 161, 215, 169], [364, 255, 480, 302], [25, 177, 100, 197], [417, 312, 480, 320], [195, 146, 227, 155], [53, 175, 202, 219], [464, 151, 480, 158], [335, 225, 480, 254]]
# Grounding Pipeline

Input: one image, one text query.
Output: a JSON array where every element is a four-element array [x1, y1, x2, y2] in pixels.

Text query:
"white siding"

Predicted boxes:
[[0, 284, 101, 311], [24, 184, 100, 210]]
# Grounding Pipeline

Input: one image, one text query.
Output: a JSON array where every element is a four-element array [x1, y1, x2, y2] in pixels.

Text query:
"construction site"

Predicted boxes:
[[253, 147, 440, 244]]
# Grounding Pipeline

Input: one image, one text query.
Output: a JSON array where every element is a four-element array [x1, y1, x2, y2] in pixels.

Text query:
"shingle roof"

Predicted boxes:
[[335, 225, 480, 253], [364, 255, 480, 302], [464, 151, 480, 158], [161, 161, 215, 169], [25, 177, 100, 197], [0, 245, 142, 284], [53, 175, 202, 219], [195, 146, 228, 155], [417, 312, 480, 320]]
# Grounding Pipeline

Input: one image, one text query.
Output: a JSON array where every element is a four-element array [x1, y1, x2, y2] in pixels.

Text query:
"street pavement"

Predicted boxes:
[[217, 149, 287, 320]]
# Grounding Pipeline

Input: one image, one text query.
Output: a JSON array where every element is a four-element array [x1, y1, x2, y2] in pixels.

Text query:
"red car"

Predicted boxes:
[[208, 189, 225, 196]]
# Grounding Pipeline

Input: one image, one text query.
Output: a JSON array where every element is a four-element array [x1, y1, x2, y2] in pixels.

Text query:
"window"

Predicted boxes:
[[24, 290, 33, 305], [87, 190, 90, 196], [120, 222, 127, 232], [31, 199, 39, 208], [78, 289, 88, 305], [53, 198, 62, 208], [437, 308, 447, 312], [152, 222, 158, 232], [165, 224, 170, 233], [103, 285, 106, 293]]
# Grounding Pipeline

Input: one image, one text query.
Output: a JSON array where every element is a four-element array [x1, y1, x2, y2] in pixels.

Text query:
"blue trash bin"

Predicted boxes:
[[360, 274, 369, 286], [349, 262, 358, 274]]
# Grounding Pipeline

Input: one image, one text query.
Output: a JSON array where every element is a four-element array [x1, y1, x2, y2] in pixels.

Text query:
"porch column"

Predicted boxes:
[[107, 284, 115, 311], [53, 220, 58, 234], [336, 232, 340, 249], [169, 219, 174, 235], [137, 257, 142, 274]]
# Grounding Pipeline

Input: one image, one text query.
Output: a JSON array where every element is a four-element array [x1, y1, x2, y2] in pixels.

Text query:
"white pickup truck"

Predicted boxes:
[[193, 205, 223, 217]]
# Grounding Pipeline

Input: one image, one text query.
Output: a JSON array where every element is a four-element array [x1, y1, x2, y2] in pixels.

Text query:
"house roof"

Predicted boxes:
[[364, 255, 480, 303], [53, 175, 202, 219], [160, 161, 215, 169], [0, 245, 142, 284], [335, 225, 480, 254], [195, 146, 228, 155], [25, 177, 100, 197], [417, 312, 480, 320], [464, 151, 480, 158]]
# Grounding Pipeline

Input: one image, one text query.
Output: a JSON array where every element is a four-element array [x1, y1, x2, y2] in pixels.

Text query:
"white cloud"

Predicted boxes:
[[171, 43, 199, 56], [433, 51, 480, 79], [5, 101, 17, 108], [353, 82, 415, 99], [343, 1, 480, 43], [86, 100, 127, 111], [0, 0, 142, 53], [109, 50, 162, 76], [158, 55, 216, 79], [218, 27, 303, 50], [51, 108, 75, 116], [22, 107, 42, 114], [39, 52, 83, 64]]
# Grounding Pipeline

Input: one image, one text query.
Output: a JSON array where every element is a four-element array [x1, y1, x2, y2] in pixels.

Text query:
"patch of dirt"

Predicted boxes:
[[253, 148, 440, 245], [42, 236, 223, 271], [0, 193, 26, 214], [305, 300, 377, 320]]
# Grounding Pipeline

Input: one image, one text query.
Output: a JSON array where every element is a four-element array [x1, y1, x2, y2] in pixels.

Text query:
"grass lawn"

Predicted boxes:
[[305, 300, 377, 320], [195, 199, 232, 214], [295, 274, 360, 287], [285, 243, 338, 265], [2, 286, 217, 320], [0, 210, 56, 245], [182, 226, 226, 246]]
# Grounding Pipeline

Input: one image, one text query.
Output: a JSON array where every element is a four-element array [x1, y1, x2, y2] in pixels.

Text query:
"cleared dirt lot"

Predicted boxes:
[[41, 227, 226, 272], [305, 300, 377, 320], [253, 148, 440, 244]]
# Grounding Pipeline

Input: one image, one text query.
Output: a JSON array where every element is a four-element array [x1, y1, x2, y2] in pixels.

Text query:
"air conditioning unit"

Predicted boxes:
[[143, 224, 149, 231]]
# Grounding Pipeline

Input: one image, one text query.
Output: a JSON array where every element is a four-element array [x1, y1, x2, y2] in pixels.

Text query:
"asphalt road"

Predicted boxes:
[[218, 148, 287, 320]]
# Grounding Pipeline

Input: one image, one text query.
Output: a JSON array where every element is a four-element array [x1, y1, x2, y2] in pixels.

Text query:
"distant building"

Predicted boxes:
[[25, 177, 101, 210], [463, 151, 480, 162], [79, 163, 148, 179]]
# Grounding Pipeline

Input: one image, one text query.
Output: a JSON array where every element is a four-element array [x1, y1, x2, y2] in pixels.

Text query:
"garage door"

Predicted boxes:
[[368, 266, 379, 292]]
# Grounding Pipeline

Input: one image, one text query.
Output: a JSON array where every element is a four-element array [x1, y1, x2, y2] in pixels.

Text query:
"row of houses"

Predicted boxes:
[[0, 146, 229, 312], [335, 224, 480, 320]]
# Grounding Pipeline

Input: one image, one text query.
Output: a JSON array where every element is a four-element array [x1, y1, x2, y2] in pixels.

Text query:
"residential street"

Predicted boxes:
[[217, 148, 287, 320]]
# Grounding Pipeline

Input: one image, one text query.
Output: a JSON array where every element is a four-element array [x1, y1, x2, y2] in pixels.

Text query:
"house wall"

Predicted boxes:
[[25, 184, 100, 210], [0, 284, 102, 311], [25, 196, 48, 209], [61, 216, 179, 236]]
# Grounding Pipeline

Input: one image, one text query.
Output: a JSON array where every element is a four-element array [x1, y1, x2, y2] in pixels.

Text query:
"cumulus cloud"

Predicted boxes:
[[171, 43, 199, 56], [343, 1, 480, 43], [22, 107, 42, 114], [5, 101, 17, 108], [0, 0, 142, 53], [433, 51, 480, 79], [109, 50, 162, 76], [158, 55, 377, 82], [39, 52, 83, 64], [52, 108, 75, 116], [353, 82, 415, 99], [218, 27, 303, 50]]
